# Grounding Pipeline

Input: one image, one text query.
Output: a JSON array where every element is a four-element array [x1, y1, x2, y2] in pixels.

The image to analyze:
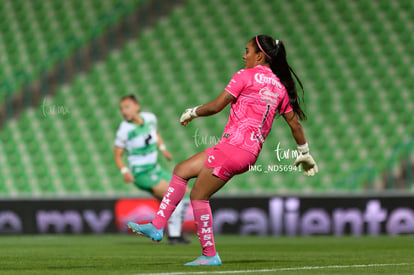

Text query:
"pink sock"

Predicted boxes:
[[152, 174, 187, 230], [192, 200, 216, 257]]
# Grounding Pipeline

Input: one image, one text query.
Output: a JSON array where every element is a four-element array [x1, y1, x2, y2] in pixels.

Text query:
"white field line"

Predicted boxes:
[[135, 262, 413, 275]]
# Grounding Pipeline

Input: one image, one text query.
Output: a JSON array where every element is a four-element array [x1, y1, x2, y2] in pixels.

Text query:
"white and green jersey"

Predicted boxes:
[[114, 112, 159, 172]]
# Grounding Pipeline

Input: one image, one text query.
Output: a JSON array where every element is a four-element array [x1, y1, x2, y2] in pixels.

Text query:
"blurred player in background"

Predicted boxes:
[[114, 95, 190, 245], [128, 35, 318, 265]]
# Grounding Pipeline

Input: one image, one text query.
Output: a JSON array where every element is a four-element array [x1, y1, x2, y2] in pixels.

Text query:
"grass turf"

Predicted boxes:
[[1, 235, 413, 274]]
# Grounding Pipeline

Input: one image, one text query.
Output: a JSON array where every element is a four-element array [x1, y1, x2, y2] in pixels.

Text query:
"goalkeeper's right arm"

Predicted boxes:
[[282, 111, 318, 176], [180, 91, 234, 126]]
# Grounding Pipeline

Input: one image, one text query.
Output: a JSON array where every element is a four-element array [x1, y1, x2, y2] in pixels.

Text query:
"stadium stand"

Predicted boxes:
[[0, 0, 142, 102], [0, 0, 413, 196]]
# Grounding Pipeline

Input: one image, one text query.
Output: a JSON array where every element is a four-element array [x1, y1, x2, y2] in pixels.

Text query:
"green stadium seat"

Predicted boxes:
[[0, 0, 142, 105], [1, 0, 413, 196]]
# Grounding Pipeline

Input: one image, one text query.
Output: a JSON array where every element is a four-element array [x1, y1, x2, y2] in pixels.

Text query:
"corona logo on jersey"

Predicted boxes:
[[114, 198, 196, 233], [254, 73, 282, 88]]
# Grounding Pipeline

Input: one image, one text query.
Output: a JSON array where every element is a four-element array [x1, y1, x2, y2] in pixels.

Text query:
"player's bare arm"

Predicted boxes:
[[196, 91, 234, 116], [114, 146, 126, 170], [282, 111, 318, 176], [282, 110, 306, 145], [157, 131, 172, 160], [113, 146, 135, 183], [180, 91, 234, 126]]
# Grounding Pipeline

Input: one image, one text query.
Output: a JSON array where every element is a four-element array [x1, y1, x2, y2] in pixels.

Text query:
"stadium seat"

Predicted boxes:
[[0, 0, 142, 104], [1, 0, 413, 195]]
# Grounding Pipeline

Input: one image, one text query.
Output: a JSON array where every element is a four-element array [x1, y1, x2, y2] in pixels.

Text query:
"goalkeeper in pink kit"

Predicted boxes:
[[128, 34, 318, 265]]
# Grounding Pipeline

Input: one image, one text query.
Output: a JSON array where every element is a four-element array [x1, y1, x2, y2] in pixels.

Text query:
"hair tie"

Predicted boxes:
[[256, 36, 272, 60]]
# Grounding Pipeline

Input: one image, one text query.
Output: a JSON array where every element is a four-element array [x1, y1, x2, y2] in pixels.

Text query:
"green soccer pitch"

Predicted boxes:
[[1, 235, 413, 274]]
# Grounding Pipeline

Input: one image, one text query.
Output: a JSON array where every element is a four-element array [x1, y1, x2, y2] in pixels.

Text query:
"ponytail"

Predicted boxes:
[[254, 35, 307, 121]]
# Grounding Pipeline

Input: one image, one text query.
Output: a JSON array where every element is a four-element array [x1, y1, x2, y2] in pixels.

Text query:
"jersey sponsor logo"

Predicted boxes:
[[250, 132, 265, 144], [259, 87, 279, 105], [254, 73, 282, 88]]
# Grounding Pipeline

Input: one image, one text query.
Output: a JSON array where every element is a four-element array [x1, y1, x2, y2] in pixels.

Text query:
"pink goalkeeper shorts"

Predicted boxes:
[[204, 142, 257, 181]]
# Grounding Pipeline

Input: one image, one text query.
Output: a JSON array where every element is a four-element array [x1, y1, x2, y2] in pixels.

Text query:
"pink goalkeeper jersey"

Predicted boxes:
[[221, 65, 292, 156]]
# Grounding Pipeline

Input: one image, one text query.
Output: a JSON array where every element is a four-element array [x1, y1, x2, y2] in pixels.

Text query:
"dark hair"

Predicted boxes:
[[253, 35, 307, 121], [121, 94, 140, 104]]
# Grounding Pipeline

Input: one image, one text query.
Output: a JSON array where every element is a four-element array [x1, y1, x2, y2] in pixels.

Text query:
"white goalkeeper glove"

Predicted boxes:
[[293, 143, 319, 176], [180, 106, 199, 126]]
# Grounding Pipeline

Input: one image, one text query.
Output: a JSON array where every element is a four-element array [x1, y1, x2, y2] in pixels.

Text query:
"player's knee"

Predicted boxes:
[[189, 189, 198, 201], [173, 161, 189, 178], [150, 187, 164, 201], [172, 163, 182, 175], [190, 187, 209, 201]]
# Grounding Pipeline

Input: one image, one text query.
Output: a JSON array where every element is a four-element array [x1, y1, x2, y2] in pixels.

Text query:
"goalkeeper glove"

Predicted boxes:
[[180, 106, 199, 126], [293, 143, 318, 176]]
